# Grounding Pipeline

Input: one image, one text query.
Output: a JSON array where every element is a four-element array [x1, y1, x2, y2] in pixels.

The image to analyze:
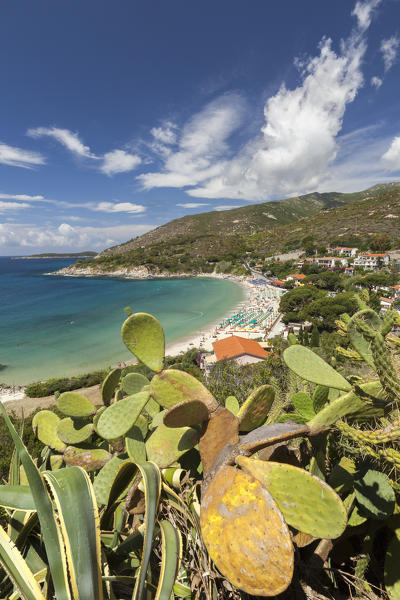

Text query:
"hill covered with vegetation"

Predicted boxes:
[[71, 182, 400, 275]]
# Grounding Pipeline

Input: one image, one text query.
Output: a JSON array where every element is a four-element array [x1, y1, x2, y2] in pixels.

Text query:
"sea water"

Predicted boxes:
[[0, 257, 244, 384]]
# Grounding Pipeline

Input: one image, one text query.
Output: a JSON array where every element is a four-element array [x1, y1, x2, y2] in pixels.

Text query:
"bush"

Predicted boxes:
[[25, 369, 108, 398]]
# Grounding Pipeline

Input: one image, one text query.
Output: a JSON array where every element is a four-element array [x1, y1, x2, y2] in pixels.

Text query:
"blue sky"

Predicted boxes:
[[0, 0, 399, 254]]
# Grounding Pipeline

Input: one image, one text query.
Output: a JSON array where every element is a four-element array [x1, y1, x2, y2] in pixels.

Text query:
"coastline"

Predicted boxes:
[[0, 272, 251, 404]]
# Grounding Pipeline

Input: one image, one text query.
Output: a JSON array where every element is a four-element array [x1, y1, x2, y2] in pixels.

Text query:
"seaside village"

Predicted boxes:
[[197, 246, 400, 373]]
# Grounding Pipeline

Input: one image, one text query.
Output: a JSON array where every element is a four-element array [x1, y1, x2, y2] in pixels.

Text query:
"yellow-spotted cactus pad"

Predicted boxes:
[[56, 391, 97, 417], [150, 369, 218, 411], [237, 458, 347, 539], [200, 466, 293, 596], [237, 385, 275, 432], [32, 410, 66, 452], [121, 312, 165, 372], [163, 399, 209, 428]]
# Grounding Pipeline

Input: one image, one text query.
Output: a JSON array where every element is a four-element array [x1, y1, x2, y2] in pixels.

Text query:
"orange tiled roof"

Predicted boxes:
[[380, 297, 393, 303], [213, 336, 270, 361], [289, 273, 306, 280], [345, 267, 354, 270], [359, 253, 388, 258], [333, 246, 357, 250], [392, 285, 400, 289]]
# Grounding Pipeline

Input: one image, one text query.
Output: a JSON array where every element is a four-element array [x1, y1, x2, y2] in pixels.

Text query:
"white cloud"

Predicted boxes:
[[0, 193, 44, 201], [177, 202, 209, 208], [0, 143, 45, 169], [27, 127, 98, 159], [371, 75, 383, 88], [137, 2, 378, 202], [0, 201, 31, 212], [100, 150, 141, 175], [351, 0, 382, 32], [381, 35, 400, 72], [214, 205, 241, 211], [382, 136, 400, 170], [151, 122, 177, 145], [138, 93, 246, 190], [0, 223, 154, 253], [93, 201, 146, 214]]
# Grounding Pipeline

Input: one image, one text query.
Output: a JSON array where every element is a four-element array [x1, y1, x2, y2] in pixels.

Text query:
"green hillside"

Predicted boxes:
[[73, 182, 400, 275]]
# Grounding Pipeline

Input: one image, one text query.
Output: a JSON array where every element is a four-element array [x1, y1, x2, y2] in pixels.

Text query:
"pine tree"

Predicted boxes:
[[310, 324, 320, 347], [298, 327, 304, 345]]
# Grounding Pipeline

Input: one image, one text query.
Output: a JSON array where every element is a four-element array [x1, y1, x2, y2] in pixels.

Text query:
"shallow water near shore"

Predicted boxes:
[[0, 257, 244, 385]]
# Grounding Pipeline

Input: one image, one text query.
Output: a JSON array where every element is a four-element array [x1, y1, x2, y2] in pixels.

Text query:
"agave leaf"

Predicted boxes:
[[43, 467, 103, 600], [154, 520, 182, 600], [0, 485, 35, 511], [0, 524, 45, 600], [283, 345, 351, 391], [0, 402, 71, 600], [132, 462, 162, 600]]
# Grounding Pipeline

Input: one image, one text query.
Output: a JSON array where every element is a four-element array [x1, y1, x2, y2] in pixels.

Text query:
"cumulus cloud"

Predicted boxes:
[[93, 201, 146, 214], [381, 35, 400, 72], [371, 76, 383, 88], [150, 122, 177, 145], [0, 201, 31, 212], [27, 127, 98, 159], [0, 143, 45, 169], [382, 136, 400, 170], [100, 150, 141, 175], [351, 0, 382, 32], [138, 93, 246, 190], [0, 222, 154, 252], [138, 1, 378, 201], [177, 202, 209, 208]]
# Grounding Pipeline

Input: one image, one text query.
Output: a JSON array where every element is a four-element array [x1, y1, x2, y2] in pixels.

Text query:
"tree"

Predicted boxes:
[[300, 292, 358, 331], [310, 325, 320, 347], [370, 233, 391, 252], [298, 327, 304, 345], [279, 286, 323, 323]]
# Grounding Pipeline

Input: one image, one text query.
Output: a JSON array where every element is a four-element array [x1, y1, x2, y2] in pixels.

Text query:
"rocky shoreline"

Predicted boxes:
[[52, 264, 210, 280]]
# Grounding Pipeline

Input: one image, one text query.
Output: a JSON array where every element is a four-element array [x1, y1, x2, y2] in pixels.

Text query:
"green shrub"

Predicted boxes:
[[25, 369, 108, 398]]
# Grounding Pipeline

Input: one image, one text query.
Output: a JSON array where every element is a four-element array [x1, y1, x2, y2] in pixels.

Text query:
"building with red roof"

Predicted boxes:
[[212, 335, 270, 366]]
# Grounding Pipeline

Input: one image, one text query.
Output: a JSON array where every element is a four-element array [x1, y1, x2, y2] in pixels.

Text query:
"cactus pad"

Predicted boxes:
[[384, 526, 400, 600], [237, 385, 275, 432], [146, 423, 199, 468], [354, 469, 395, 520], [93, 456, 129, 506], [225, 396, 239, 415], [101, 368, 122, 405], [56, 391, 96, 417], [64, 447, 111, 472], [121, 312, 165, 372], [150, 369, 218, 411], [347, 309, 381, 367], [199, 407, 239, 475], [163, 399, 209, 428], [32, 410, 66, 452], [237, 458, 347, 539], [96, 390, 150, 440], [312, 385, 329, 413], [283, 345, 351, 391], [200, 465, 294, 596], [50, 455, 64, 470], [291, 392, 315, 420], [121, 373, 149, 396], [56, 418, 94, 444], [125, 424, 146, 463]]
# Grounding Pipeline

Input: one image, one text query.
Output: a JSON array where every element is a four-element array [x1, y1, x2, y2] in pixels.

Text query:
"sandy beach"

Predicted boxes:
[[0, 273, 283, 407]]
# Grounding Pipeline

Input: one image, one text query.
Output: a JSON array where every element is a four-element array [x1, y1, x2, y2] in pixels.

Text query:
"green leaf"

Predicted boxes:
[[122, 313, 165, 372], [43, 467, 103, 600], [347, 309, 381, 368], [96, 390, 149, 440], [283, 345, 351, 391], [57, 392, 96, 418], [154, 520, 182, 600], [225, 396, 239, 416], [101, 368, 122, 406], [0, 524, 45, 600], [312, 385, 329, 413], [132, 462, 162, 600], [146, 424, 199, 468], [385, 526, 400, 600], [122, 373, 150, 396], [0, 403, 71, 600], [0, 485, 35, 511]]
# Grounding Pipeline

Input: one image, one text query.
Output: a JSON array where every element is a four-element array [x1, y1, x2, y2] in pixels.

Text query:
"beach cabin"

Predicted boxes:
[[212, 335, 270, 366]]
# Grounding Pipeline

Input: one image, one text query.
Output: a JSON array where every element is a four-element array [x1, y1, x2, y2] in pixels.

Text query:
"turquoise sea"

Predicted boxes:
[[0, 257, 244, 385]]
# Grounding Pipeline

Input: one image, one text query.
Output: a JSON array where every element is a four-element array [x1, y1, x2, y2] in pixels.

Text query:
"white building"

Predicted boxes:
[[331, 246, 358, 257], [353, 253, 390, 270]]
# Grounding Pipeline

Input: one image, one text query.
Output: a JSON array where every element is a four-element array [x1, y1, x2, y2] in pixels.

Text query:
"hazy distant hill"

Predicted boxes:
[[73, 182, 400, 275]]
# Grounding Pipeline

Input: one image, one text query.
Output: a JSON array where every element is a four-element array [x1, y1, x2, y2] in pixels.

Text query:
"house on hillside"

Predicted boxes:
[[286, 273, 307, 285], [380, 297, 394, 312], [392, 285, 400, 298], [353, 253, 390, 270], [212, 335, 270, 366], [331, 247, 358, 257], [304, 257, 348, 268], [344, 266, 355, 275]]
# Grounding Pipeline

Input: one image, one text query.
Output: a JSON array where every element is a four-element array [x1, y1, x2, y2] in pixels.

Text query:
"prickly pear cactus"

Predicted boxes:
[[236, 457, 347, 539], [200, 465, 294, 596], [56, 391, 96, 417], [96, 390, 150, 440], [32, 410, 66, 452], [283, 345, 352, 391], [237, 385, 275, 432], [121, 312, 165, 372]]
